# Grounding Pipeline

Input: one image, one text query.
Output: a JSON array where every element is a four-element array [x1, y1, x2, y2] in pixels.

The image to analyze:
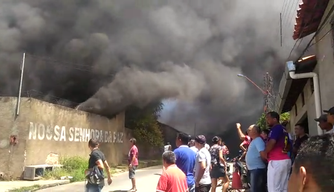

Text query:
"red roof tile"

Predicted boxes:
[[293, 0, 329, 40]]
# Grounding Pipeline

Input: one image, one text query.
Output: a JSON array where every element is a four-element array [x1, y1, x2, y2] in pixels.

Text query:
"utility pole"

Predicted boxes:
[[263, 72, 275, 113], [15, 53, 26, 117]]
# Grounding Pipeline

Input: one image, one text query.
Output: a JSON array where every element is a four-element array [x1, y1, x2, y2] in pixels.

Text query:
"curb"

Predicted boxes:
[[31, 180, 70, 191], [7, 180, 70, 192], [8, 161, 161, 192]]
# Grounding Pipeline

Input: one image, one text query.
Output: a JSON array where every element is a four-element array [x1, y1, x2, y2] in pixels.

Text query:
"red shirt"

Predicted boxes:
[[128, 145, 139, 166], [222, 145, 229, 155], [156, 164, 188, 192], [242, 136, 251, 148]]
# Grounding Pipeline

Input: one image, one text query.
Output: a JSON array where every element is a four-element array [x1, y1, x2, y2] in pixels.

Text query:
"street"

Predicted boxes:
[[37, 166, 162, 192], [36, 165, 230, 192]]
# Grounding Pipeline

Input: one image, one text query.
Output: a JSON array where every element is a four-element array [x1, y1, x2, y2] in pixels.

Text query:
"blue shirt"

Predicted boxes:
[[245, 137, 266, 170], [174, 145, 196, 187]]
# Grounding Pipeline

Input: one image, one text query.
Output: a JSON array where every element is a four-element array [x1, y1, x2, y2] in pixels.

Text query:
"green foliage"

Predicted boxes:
[[9, 185, 41, 192], [125, 102, 164, 147], [43, 156, 87, 182], [256, 113, 267, 130], [43, 156, 127, 182], [256, 112, 290, 130]]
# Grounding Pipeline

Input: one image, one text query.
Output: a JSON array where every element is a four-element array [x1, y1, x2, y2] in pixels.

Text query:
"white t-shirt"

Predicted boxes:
[[325, 127, 334, 134], [205, 143, 210, 150], [190, 146, 198, 153], [194, 147, 211, 185], [164, 145, 171, 152]]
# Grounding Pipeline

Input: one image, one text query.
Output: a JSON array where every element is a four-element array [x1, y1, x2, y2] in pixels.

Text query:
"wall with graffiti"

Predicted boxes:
[[0, 97, 125, 179]]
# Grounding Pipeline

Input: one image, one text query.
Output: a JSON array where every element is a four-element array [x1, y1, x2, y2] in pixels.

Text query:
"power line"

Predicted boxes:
[[286, 1, 323, 60], [25, 53, 116, 78], [295, 4, 334, 61], [309, 28, 332, 48]]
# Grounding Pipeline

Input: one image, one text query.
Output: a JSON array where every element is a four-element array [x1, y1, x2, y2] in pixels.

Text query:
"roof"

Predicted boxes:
[[157, 121, 183, 133], [293, 0, 329, 40], [277, 55, 317, 113]]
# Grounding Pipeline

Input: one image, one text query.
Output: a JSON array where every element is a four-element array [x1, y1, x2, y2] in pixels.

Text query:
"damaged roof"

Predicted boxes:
[[293, 0, 329, 40]]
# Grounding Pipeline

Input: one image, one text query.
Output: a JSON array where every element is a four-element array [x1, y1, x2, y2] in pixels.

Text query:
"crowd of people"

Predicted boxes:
[[156, 109, 334, 192], [82, 107, 334, 192]]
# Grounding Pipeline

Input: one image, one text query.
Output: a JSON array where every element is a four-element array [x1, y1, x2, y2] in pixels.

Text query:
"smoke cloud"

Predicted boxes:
[[0, 0, 298, 136]]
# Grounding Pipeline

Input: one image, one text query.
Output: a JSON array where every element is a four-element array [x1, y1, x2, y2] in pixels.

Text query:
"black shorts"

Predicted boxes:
[[210, 165, 226, 179], [195, 184, 211, 192]]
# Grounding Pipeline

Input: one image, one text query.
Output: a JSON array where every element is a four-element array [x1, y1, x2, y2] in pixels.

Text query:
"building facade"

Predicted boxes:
[[277, 0, 334, 136], [0, 97, 125, 179]]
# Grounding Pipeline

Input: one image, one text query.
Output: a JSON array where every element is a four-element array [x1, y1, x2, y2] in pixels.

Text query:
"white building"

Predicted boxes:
[[276, 0, 334, 136]]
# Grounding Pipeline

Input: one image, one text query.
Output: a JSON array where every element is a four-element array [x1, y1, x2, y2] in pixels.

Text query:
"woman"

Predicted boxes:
[[239, 131, 251, 161], [209, 136, 229, 192]]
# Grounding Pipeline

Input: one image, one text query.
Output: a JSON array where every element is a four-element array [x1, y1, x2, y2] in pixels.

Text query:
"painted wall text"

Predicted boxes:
[[28, 122, 123, 143]]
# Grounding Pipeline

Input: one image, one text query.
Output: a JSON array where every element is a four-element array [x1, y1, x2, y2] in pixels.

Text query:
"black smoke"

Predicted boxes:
[[0, 0, 301, 138]]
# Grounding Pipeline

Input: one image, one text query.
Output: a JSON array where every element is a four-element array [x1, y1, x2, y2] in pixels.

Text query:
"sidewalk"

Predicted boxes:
[[0, 160, 161, 192], [0, 180, 70, 192]]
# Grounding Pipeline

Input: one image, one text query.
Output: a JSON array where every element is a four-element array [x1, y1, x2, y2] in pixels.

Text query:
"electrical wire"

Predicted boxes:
[[309, 28, 332, 48], [286, 1, 325, 60], [295, 4, 334, 62]]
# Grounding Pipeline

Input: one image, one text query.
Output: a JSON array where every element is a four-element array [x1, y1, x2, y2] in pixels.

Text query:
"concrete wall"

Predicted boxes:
[[123, 128, 161, 161], [316, 0, 334, 111], [289, 80, 318, 136], [0, 97, 125, 179], [159, 123, 181, 150], [286, 0, 334, 136]]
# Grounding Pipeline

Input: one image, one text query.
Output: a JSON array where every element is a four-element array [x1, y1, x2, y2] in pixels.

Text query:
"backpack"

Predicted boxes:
[[209, 145, 221, 166], [86, 165, 104, 185]]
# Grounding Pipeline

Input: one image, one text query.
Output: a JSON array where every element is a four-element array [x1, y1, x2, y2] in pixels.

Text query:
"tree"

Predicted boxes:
[[256, 112, 290, 130], [125, 102, 164, 147]]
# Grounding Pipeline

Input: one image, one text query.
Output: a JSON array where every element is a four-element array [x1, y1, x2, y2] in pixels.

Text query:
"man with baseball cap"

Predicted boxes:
[[324, 107, 334, 132], [314, 114, 334, 134], [194, 135, 211, 192]]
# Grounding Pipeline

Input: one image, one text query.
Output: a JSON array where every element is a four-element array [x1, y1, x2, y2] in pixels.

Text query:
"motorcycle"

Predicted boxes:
[[227, 150, 250, 192]]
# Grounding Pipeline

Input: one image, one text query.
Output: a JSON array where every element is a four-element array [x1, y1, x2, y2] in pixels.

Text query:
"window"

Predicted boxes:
[[294, 104, 298, 116], [301, 91, 305, 106], [310, 80, 314, 93]]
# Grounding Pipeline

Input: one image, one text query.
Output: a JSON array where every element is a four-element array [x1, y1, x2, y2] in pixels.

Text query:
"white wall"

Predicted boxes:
[[288, 0, 334, 136], [316, 0, 334, 110]]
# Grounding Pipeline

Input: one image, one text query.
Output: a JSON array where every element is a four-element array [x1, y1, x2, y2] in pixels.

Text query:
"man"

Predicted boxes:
[[189, 139, 198, 153], [194, 135, 211, 192], [288, 134, 334, 192], [156, 151, 188, 192], [245, 124, 266, 192], [264, 111, 292, 192], [128, 138, 139, 192], [164, 142, 172, 152], [174, 133, 196, 192], [315, 114, 334, 134], [293, 124, 309, 158], [324, 106, 334, 133], [86, 139, 112, 192], [261, 129, 270, 141]]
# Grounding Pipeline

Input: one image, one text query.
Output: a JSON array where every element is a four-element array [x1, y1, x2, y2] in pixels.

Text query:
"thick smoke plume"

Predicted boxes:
[[0, 0, 298, 136]]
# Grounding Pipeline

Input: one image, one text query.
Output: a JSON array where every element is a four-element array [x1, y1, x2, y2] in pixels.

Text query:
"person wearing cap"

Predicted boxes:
[[324, 107, 334, 133], [194, 135, 211, 192], [315, 114, 334, 134]]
